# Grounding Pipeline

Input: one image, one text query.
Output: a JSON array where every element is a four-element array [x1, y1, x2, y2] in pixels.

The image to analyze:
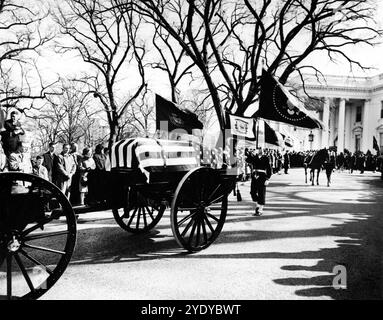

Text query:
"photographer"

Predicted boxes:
[[3, 111, 25, 156]]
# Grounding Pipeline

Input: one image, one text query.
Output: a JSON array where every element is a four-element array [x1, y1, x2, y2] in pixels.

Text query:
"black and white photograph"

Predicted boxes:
[[1, 0, 383, 308]]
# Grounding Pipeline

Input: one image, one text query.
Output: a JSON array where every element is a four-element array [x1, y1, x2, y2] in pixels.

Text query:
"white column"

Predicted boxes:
[[362, 99, 371, 152], [338, 98, 346, 153], [321, 98, 330, 148]]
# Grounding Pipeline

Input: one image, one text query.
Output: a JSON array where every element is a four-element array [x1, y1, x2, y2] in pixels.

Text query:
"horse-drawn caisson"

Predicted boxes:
[[0, 134, 237, 299]]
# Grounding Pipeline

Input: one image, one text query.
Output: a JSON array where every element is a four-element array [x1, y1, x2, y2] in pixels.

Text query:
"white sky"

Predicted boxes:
[[6, 0, 383, 138]]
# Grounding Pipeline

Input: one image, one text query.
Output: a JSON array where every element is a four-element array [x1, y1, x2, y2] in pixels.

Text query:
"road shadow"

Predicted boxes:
[[61, 171, 383, 299]]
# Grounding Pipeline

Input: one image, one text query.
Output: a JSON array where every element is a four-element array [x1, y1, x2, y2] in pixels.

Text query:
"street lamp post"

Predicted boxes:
[[308, 131, 314, 150]]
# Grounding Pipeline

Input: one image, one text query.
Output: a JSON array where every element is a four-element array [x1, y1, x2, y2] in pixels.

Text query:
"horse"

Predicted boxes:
[[307, 148, 329, 186]]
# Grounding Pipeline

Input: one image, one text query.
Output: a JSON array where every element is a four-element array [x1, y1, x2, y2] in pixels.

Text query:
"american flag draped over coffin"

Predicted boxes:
[[110, 138, 199, 180]]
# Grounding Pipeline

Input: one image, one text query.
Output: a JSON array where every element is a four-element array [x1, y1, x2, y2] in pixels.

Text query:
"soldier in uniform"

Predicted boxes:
[[245, 148, 272, 216]]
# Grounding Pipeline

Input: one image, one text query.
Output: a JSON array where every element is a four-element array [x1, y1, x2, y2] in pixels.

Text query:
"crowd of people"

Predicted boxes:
[[236, 146, 383, 216], [0, 111, 109, 206]]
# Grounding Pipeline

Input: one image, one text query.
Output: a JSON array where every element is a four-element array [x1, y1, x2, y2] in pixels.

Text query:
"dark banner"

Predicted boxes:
[[155, 94, 203, 134], [255, 69, 323, 130]]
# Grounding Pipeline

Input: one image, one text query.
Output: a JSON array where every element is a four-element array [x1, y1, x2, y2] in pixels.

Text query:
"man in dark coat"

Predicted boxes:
[[54, 143, 77, 198], [245, 148, 272, 216], [283, 151, 290, 174], [2, 111, 25, 156], [42, 142, 58, 183]]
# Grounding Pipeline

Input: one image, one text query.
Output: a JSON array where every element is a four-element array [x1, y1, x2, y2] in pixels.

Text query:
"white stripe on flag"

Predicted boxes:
[[139, 157, 197, 168], [118, 139, 132, 168]]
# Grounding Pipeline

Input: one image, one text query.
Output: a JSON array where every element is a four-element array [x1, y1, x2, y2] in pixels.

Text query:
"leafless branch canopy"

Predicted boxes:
[[0, 0, 57, 107], [123, 0, 382, 123], [54, 0, 148, 146]]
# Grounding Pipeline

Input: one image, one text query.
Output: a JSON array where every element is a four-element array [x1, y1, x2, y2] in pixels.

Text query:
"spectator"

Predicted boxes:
[[70, 142, 82, 205], [42, 142, 58, 183], [0, 141, 7, 172], [93, 144, 107, 171], [55, 143, 77, 199], [79, 147, 96, 205], [32, 155, 49, 180], [283, 151, 290, 174], [2, 111, 25, 156], [7, 142, 24, 171]]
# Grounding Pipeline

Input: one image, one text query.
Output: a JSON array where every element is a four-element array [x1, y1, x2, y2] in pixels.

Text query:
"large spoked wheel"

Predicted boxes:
[[112, 187, 165, 234], [171, 167, 228, 252], [0, 173, 76, 300]]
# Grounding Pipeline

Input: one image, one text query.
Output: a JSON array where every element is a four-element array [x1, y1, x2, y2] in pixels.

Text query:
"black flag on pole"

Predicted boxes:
[[156, 94, 203, 134], [255, 69, 324, 130], [373, 136, 380, 153], [264, 121, 281, 146]]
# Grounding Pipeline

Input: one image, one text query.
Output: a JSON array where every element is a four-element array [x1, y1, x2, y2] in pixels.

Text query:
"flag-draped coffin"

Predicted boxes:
[[110, 138, 199, 181]]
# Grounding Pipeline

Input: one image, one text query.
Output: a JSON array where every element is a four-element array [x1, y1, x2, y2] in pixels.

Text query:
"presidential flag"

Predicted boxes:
[[255, 69, 324, 130], [156, 94, 203, 134], [280, 133, 294, 148], [226, 113, 256, 141], [373, 136, 380, 153]]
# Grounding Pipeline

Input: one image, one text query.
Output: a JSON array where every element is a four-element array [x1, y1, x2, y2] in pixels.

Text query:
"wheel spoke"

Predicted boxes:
[[142, 207, 148, 228], [24, 230, 69, 242], [126, 207, 138, 228], [202, 172, 216, 201], [19, 249, 53, 275], [209, 194, 224, 205], [177, 211, 198, 227], [206, 212, 219, 223], [195, 220, 201, 248], [23, 243, 66, 255], [179, 207, 198, 211], [136, 208, 141, 229], [14, 253, 35, 293], [21, 216, 54, 237], [145, 206, 154, 221], [7, 254, 12, 300], [203, 215, 215, 233], [187, 218, 198, 245], [180, 216, 195, 238], [201, 219, 208, 243], [207, 184, 222, 203]]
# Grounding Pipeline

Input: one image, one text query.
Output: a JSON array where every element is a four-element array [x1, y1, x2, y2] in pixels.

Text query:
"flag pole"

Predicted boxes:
[[256, 117, 259, 149]]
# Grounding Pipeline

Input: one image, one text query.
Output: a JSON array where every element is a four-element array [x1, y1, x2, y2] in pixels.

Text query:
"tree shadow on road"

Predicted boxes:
[[65, 175, 383, 299]]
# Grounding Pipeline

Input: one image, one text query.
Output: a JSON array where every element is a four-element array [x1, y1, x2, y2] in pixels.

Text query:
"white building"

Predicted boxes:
[[273, 73, 383, 153]]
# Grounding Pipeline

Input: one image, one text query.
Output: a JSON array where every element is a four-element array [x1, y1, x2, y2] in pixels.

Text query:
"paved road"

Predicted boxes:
[[42, 168, 383, 300]]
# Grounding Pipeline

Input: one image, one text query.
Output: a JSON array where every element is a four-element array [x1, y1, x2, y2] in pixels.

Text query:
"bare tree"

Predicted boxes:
[[32, 79, 102, 149], [54, 0, 148, 149], [126, 0, 382, 126], [0, 0, 58, 109]]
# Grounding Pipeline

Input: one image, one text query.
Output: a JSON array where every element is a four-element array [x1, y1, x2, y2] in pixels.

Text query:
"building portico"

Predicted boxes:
[[298, 73, 383, 153]]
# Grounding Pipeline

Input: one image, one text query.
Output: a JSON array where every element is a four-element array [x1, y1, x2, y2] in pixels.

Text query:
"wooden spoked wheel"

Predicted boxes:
[[112, 187, 165, 234], [171, 167, 228, 252], [0, 173, 76, 300]]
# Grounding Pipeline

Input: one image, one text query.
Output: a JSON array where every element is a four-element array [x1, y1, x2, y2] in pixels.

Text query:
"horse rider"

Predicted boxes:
[[245, 148, 272, 216]]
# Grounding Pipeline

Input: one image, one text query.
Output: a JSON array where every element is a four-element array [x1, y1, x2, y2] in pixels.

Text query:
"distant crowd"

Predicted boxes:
[[236, 147, 383, 182]]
